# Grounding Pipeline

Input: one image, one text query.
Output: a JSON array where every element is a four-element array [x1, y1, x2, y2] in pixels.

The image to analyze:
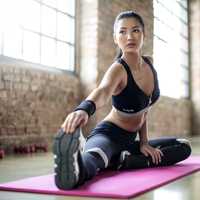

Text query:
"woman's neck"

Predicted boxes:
[[122, 52, 143, 71]]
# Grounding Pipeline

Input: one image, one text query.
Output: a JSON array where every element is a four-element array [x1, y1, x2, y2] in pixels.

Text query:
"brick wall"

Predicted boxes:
[[190, 0, 200, 135], [149, 96, 192, 137], [0, 56, 80, 152], [77, 0, 99, 133], [79, 0, 98, 94], [0, 0, 197, 153], [93, 0, 192, 137]]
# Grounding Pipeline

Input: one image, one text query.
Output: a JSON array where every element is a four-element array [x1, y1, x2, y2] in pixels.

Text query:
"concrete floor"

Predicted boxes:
[[0, 137, 200, 200]]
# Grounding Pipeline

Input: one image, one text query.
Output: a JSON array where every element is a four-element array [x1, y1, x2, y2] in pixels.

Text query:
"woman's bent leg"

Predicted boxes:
[[119, 137, 192, 169], [149, 137, 192, 166]]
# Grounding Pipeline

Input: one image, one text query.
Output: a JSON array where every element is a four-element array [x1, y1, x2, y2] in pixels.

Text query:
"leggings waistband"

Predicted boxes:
[[88, 120, 137, 141], [100, 120, 137, 135]]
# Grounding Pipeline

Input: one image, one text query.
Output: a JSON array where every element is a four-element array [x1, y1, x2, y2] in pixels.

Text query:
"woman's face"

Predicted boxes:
[[114, 17, 144, 54]]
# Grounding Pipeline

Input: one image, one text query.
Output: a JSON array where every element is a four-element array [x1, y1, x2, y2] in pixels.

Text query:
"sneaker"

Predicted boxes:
[[117, 150, 131, 170], [117, 151, 150, 169], [53, 128, 85, 190], [176, 138, 191, 146]]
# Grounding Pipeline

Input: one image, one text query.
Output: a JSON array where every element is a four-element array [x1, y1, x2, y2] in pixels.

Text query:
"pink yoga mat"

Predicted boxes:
[[0, 156, 200, 199]]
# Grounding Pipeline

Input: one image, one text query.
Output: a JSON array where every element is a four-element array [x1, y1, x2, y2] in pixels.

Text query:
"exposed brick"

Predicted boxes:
[[80, 0, 194, 137], [190, 0, 200, 135], [0, 60, 80, 152], [0, 0, 199, 154]]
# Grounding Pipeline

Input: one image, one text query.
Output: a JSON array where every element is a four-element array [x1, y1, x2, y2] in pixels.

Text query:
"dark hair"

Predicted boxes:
[[113, 10, 145, 60]]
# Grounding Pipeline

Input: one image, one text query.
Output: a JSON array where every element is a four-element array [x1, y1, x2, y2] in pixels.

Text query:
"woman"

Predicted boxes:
[[53, 10, 191, 190]]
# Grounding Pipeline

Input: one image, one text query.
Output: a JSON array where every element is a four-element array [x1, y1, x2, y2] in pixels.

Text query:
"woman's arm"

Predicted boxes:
[[139, 118, 148, 145], [139, 115, 163, 165], [86, 62, 124, 109], [62, 62, 125, 133]]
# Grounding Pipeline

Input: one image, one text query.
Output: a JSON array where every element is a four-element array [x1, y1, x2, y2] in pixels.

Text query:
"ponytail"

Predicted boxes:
[[114, 48, 122, 60]]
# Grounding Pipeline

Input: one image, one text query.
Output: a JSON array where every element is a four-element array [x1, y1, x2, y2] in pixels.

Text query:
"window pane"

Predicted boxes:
[[180, 37, 188, 52], [0, 0, 22, 29], [69, 18, 75, 44], [69, 45, 74, 70], [154, 0, 189, 98], [180, 8, 188, 23], [43, 0, 57, 8], [57, 0, 75, 16], [41, 5, 56, 38], [181, 23, 188, 38], [0, 0, 75, 71], [0, 28, 2, 55], [180, 67, 189, 83], [180, 51, 188, 66], [21, 0, 40, 32], [41, 36, 56, 67], [178, 80, 189, 98], [3, 27, 22, 59], [57, 13, 71, 42], [56, 41, 69, 69], [177, 0, 187, 9], [23, 31, 40, 63]]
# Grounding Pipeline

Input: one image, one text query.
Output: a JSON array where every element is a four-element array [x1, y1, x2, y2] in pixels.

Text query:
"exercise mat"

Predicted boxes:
[[0, 156, 200, 199]]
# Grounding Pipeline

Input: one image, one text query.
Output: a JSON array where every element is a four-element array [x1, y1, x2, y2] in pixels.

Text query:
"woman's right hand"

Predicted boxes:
[[61, 110, 89, 134]]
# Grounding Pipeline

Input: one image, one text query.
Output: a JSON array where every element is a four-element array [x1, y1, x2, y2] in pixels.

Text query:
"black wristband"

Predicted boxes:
[[74, 100, 96, 117]]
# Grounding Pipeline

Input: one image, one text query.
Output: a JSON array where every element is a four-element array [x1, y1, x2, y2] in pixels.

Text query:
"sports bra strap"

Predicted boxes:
[[142, 56, 154, 69], [117, 58, 133, 77]]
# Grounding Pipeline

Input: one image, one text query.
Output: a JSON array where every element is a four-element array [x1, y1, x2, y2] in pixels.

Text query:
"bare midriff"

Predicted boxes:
[[103, 107, 148, 132]]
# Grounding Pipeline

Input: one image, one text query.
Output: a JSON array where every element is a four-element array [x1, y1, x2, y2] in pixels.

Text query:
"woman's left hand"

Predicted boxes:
[[140, 143, 164, 165]]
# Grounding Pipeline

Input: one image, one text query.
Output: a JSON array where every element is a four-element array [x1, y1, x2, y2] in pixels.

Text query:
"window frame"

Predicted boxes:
[[153, 0, 189, 99], [0, 0, 77, 73]]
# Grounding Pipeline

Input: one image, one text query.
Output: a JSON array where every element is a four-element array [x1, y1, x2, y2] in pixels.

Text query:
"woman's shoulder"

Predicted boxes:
[[101, 61, 127, 84], [102, 61, 125, 80], [109, 60, 126, 73]]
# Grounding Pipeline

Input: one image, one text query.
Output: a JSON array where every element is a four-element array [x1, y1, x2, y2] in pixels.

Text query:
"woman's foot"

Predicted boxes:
[[53, 128, 85, 189], [118, 151, 150, 170]]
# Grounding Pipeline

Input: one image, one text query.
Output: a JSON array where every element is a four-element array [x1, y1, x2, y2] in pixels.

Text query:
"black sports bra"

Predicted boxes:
[[112, 56, 160, 114]]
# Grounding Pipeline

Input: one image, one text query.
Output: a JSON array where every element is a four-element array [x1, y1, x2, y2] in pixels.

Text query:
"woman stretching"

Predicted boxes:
[[53, 10, 191, 190]]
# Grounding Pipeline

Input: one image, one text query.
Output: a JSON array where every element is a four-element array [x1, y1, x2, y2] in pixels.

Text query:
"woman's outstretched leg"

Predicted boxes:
[[53, 128, 119, 189], [53, 128, 88, 189], [82, 133, 120, 179], [118, 137, 192, 169]]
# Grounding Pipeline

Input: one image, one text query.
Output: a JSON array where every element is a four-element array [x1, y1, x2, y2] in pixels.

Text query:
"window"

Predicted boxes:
[[0, 0, 75, 71], [153, 0, 189, 98]]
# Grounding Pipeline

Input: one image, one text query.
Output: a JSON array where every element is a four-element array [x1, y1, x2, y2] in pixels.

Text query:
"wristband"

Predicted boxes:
[[74, 100, 96, 117]]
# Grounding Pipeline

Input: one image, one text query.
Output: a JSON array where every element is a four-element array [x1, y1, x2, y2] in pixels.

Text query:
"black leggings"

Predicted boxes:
[[81, 121, 191, 180]]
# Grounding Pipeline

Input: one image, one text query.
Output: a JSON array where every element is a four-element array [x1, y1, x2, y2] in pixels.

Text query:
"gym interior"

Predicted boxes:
[[0, 0, 200, 199]]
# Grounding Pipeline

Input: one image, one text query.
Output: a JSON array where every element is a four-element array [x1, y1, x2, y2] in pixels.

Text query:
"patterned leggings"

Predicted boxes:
[[81, 121, 191, 180]]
